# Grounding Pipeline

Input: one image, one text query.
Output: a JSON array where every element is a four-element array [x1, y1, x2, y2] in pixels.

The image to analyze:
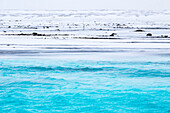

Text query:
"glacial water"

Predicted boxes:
[[0, 58, 169, 113]]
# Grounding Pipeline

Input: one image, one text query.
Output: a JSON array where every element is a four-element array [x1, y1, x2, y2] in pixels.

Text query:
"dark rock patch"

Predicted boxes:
[[135, 29, 145, 32], [146, 33, 152, 36], [32, 32, 38, 36], [110, 33, 117, 36], [164, 35, 168, 38]]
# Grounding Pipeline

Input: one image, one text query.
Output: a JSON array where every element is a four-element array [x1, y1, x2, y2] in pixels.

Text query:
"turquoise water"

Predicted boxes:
[[0, 58, 170, 113]]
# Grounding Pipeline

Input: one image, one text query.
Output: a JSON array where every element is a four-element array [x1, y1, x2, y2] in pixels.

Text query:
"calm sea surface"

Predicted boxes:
[[0, 57, 169, 113]]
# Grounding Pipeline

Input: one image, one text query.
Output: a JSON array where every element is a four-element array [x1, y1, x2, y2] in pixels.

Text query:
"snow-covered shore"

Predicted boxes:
[[0, 9, 170, 59]]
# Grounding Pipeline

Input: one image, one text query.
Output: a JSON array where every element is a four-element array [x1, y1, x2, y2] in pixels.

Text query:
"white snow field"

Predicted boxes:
[[0, 9, 170, 59]]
